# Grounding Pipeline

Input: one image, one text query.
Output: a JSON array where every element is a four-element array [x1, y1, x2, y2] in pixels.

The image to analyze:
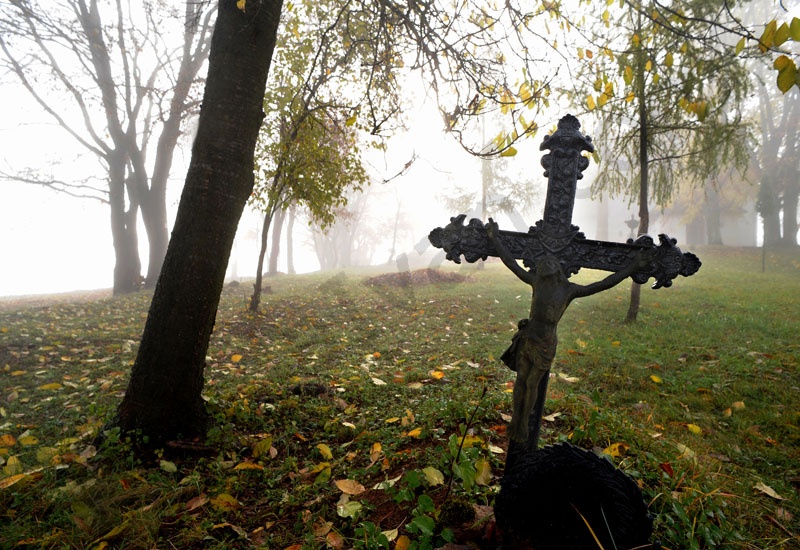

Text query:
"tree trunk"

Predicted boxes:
[[759, 173, 783, 246], [268, 208, 286, 275], [250, 206, 275, 312], [110, 153, 142, 294], [114, 0, 283, 448], [627, 36, 648, 323], [705, 187, 723, 245], [286, 206, 296, 275], [783, 177, 799, 246]]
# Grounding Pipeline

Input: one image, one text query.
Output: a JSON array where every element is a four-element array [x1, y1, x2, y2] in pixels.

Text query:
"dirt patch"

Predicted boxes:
[[362, 268, 469, 288]]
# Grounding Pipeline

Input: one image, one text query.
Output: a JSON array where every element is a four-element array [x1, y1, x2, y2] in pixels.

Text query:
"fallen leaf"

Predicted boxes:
[[543, 412, 562, 422], [405, 427, 423, 438], [603, 442, 630, 457], [35, 447, 58, 465], [314, 465, 332, 485], [313, 520, 332, 536], [159, 460, 178, 473], [686, 424, 703, 435], [0, 434, 16, 447], [185, 494, 209, 512], [317, 443, 333, 460], [369, 442, 382, 464], [459, 434, 482, 448], [335, 498, 362, 519], [38, 383, 62, 391], [372, 474, 402, 490], [231, 354, 243, 363], [754, 482, 785, 500], [252, 435, 273, 458], [422, 466, 444, 486], [3, 455, 22, 476], [210, 493, 241, 511], [326, 530, 345, 549], [650, 375, 663, 384], [676, 443, 696, 461], [475, 458, 492, 486], [430, 370, 445, 380], [334, 479, 366, 495], [731, 401, 745, 410], [93, 520, 130, 543], [395, 535, 412, 550], [370, 377, 386, 386], [557, 372, 580, 383], [234, 461, 263, 471], [0, 472, 28, 490]]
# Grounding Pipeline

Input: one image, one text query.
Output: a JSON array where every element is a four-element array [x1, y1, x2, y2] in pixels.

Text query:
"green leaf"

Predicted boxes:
[[416, 494, 435, 514], [408, 515, 435, 537], [499, 146, 517, 157], [159, 460, 178, 473], [623, 65, 634, 86], [760, 20, 777, 53], [776, 59, 797, 93], [735, 37, 746, 55], [775, 23, 791, 47], [791, 17, 800, 41]]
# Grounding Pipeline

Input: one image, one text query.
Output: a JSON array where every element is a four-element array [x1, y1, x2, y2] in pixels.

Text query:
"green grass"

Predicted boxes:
[[0, 246, 798, 549]]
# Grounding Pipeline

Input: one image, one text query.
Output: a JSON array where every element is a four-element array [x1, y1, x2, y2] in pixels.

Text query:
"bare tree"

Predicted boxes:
[[0, 0, 214, 293]]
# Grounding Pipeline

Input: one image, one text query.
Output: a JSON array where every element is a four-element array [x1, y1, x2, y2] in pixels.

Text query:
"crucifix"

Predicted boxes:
[[429, 114, 701, 464]]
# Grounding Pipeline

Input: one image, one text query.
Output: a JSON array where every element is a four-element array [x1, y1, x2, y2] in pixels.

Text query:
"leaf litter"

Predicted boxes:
[[1, 256, 799, 548]]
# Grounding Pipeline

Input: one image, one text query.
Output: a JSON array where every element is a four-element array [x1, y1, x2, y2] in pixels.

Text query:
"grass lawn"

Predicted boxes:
[[0, 246, 798, 549]]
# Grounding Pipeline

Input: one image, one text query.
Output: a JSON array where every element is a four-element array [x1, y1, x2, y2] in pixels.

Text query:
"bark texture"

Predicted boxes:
[[115, 0, 283, 445]]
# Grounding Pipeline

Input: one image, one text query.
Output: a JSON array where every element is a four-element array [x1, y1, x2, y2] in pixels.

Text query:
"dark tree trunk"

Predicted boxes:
[[268, 208, 286, 275], [114, 0, 283, 447], [250, 207, 275, 312]]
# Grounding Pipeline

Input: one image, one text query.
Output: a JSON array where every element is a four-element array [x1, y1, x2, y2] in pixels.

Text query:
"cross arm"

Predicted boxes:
[[428, 215, 702, 289]]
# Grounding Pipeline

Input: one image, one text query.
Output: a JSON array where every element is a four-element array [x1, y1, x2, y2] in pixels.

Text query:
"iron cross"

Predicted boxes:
[[429, 114, 701, 459], [429, 114, 701, 288]]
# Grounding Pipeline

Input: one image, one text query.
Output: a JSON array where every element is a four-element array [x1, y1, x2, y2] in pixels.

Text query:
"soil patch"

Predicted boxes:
[[363, 268, 469, 288]]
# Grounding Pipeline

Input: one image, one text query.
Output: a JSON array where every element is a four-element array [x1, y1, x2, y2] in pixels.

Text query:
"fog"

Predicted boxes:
[[3, 1, 788, 298], [0, 89, 759, 298]]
